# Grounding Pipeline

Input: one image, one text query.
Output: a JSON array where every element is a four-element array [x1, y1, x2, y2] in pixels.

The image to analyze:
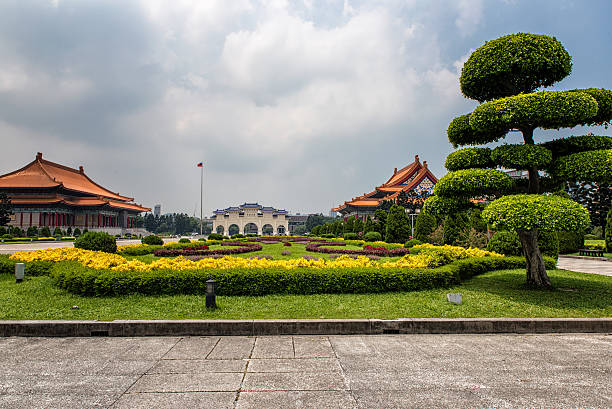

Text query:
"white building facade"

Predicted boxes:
[[212, 203, 289, 236]]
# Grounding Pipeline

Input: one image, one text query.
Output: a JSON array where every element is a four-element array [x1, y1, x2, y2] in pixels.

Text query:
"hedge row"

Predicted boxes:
[[305, 242, 411, 257], [0, 255, 54, 276], [153, 242, 263, 257], [49, 256, 554, 296]]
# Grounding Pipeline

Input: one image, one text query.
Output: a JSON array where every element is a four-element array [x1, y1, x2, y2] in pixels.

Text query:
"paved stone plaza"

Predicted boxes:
[[0, 334, 610, 408]]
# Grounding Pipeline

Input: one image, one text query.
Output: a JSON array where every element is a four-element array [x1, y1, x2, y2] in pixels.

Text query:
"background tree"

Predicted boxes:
[[424, 33, 611, 287], [374, 209, 387, 235], [363, 217, 375, 233], [385, 204, 410, 243], [606, 205, 612, 252], [566, 180, 611, 233], [0, 193, 12, 226], [414, 212, 437, 242], [353, 218, 364, 234], [306, 214, 335, 232]]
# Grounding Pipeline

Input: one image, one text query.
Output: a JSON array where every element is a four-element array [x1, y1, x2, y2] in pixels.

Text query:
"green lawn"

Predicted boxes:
[[1, 268, 610, 320]]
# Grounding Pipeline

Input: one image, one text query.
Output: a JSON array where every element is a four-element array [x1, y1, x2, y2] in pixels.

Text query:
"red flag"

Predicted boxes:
[[197, 162, 203, 167]]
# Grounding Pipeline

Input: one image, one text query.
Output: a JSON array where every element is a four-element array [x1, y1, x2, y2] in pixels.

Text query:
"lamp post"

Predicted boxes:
[[15, 263, 24, 283], [206, 279, 216, 309]]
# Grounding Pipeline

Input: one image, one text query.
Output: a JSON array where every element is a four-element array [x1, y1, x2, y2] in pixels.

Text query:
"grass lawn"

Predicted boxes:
[[1, 268, 610, 320]]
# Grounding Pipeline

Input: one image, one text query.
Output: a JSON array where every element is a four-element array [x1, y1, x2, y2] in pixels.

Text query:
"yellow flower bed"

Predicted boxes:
[[412, 243, 502, 259], [11, 244, 502, 273]]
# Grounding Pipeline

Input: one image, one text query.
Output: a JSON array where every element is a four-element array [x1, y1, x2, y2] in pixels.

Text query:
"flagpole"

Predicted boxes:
[[200, 164, 203, 235]]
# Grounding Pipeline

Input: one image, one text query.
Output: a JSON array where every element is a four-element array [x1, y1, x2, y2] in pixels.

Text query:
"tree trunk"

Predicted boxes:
[[521, 127, 540, 194], [517, 229, 551, 288]]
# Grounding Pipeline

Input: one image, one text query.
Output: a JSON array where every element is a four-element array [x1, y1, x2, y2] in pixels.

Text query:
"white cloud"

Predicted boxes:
[[454, 0, 483, 36]]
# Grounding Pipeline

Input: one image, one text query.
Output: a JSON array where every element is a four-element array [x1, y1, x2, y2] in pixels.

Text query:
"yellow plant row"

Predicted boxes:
[[11, 244, 502, 273]]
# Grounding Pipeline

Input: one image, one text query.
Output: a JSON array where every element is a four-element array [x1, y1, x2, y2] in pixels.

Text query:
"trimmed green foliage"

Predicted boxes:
[[460, 33, 572, 102], [343, 232, 359, 240], [538, 230, 560, 258], [50, 256, 550, 297], [445, 147, 493, 171], [414, 212, 437, 241], [421, 196, 470, 221], [557, 230, 585, 254], [73, 232, 117, 254], [142, 235, 164, 245], [487, 231, 522, 256], [178, 238, 191, 243], [208, 233, 223, 240], [447, 114, 506, 147], [434, 169, 514, 197], [470, 91, 598, 134], [491, 144, 552, 169], [606, 206, 612, 252], [0, 255, 54, 276], [575, 88, 612, 126], [552, 149, 612, 183], [363, 231, 382, 242], [482, 194, 590, 232], [404, 239, 422, 248], [385, 204, 411, 243], [541, 135, 612, 158]]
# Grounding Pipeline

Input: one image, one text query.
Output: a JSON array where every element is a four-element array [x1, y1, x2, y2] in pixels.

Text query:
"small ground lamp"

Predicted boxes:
[[206, 279, 217, 309], [15, 263, 25, 283]]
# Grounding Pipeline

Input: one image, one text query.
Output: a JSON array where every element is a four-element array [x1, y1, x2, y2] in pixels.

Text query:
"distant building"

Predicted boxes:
[[0, 152, 150, 235], [288, 214, 309, 234], [154, 204, 161, 218], [212, 203, 288, 235], [333, 155, 438, 219]]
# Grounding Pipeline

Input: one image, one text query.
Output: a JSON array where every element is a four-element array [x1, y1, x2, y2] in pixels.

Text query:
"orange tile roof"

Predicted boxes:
[[9, 194, 150, 212], [0, 152, 132, 201], [346, 200, 381, 207]]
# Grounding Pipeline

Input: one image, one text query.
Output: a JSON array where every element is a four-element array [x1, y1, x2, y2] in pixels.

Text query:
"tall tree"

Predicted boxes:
[[566, 181, 611, 231], [0, 193, 12, 226], [385, 204, 411, 243], [424, 33, 612, 287]]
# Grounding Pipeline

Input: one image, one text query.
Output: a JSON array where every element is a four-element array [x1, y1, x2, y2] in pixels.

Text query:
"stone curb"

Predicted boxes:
[[0, 318, 610, 337], [560, 255, 612, 263]]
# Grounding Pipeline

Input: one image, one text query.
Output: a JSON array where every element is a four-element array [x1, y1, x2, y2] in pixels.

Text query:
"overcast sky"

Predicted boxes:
[[1, 0, 611, 216]]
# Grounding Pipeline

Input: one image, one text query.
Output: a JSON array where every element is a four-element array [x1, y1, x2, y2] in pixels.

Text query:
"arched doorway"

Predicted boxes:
[[262, 224, 273, 235], [244, 223, 258, 235], [216, 225, 224, 235], [228, 224, 240, 236], [277, 225, 286, 235]]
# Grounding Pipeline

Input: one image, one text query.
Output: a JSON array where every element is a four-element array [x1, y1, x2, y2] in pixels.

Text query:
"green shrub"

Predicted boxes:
[[53, 227, 62, 236], [443, 213, 469, 246], [444, 147, 493, 171], [343, 232, 359, 240], [385, 204, 411, 244], [118, 245, 163, 256], [434, 169, 514, 198], [363, 231, 382, 242], [142, 235, 164, 245], [321, 233, 335, 238], [487, 231, 522, 256], [538, 230, 559, 258], [0, 255, 54, 276], [557, 231, 585, 254], [233, 234, 245, 239], [606, 206, 612, 252], [414, 212, 437, 242], [26, 226, 38, 237], [198, 237, 207, 241], [73, 227, 81, 237], [50, 256, 549, 297], [405, 239, 422, 248], [74, 231, 117, 253], [208, 233, 223, 240], [491, 144, 552, 169], [178, 238, 191, 243]]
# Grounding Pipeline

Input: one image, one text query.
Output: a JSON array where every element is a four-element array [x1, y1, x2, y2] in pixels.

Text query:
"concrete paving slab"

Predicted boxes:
[[237, 391, 357, 409], [148, 359, 247, 374], [247, 357, 343, 373], [0, 374, 136, 396], [128, 373, 243, 392], [558, 256, 612, 276], [207, 336, 255, 359], [293, 335, 335, 357], [0, 393, 119, 409], [353, 389, 493, 409], [252, 336, 294, 358], [161, 336, 219, 360], [110, 392, 236, 409], [242, 372, 348, 391]]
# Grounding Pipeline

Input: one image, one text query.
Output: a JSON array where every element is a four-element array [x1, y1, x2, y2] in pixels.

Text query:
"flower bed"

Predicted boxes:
[[306, 241, 411, 257], [153, 241, 262, 257]]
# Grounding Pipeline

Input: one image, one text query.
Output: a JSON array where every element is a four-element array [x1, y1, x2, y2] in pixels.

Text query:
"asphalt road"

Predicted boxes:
[[0, 334, 609, 408]]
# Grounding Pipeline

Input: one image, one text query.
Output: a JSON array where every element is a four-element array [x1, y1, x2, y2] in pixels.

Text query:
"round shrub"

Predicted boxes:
[[72, 227, 80, 237], [445, 148, 493, 171], [178, 238, 191, 243], [443, 213, 470, 246], [207, 233, 223, 240], [363, 231, 382, 242], [233, 234, 245, 239], [447, 114, 506, 147], [470, 91, 598, 134], [434, 169, 515, 198], [74, 231, 117, 253], [575, 88, 612, 126], [142, 235, 164, 245], [491, 144, 552, 169], [551, 149, 612, 183], [405, 239, 422, 248], [460, 33, 572, 102], [343, 232, 359, 240], [538, 230, 559, 258], [487, 231, 522, 256]]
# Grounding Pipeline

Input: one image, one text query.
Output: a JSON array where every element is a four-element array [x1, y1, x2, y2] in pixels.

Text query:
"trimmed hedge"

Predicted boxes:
[[142, 235, 164, 245], [49, 256, 556, 296], [557, 230, 584, 254], [486, 230, 559, 258], [541, 135, 612, 158], [153, 241, 262, 257], [459, 33, 572, 102], [363, 231, 382, 242], [445, 147, 493, 171], [447, 114, 506, 147], [575, 88, 612, 126], [305, 242, 410, 257], [74, 232, 117, 254], [491, 144, 552, 169], [551, 149, 612, 183], [0, 255, 54, 276], [434, 168, 515, 197]]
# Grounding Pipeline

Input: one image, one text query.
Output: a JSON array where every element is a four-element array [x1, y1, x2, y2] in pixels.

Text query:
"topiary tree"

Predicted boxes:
[[414, 212, 437, 242], [385, 204, 411, 243], [442, 212, 469, 246], [426, 33, 611, 287]]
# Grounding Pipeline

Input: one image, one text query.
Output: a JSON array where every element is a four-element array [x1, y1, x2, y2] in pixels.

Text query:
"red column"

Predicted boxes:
[[85, 214, 88, 228], [29, 213, 32, 227], [20, 213, 23, 227]]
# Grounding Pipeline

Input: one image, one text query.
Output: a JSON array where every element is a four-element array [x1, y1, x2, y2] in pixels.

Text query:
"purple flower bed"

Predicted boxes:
[[306, 242, 410, 257], [154, 241, 263, 257]]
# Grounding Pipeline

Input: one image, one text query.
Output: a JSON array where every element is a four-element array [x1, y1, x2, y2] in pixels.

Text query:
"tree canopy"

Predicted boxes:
[[424, 32, 612, 287]]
